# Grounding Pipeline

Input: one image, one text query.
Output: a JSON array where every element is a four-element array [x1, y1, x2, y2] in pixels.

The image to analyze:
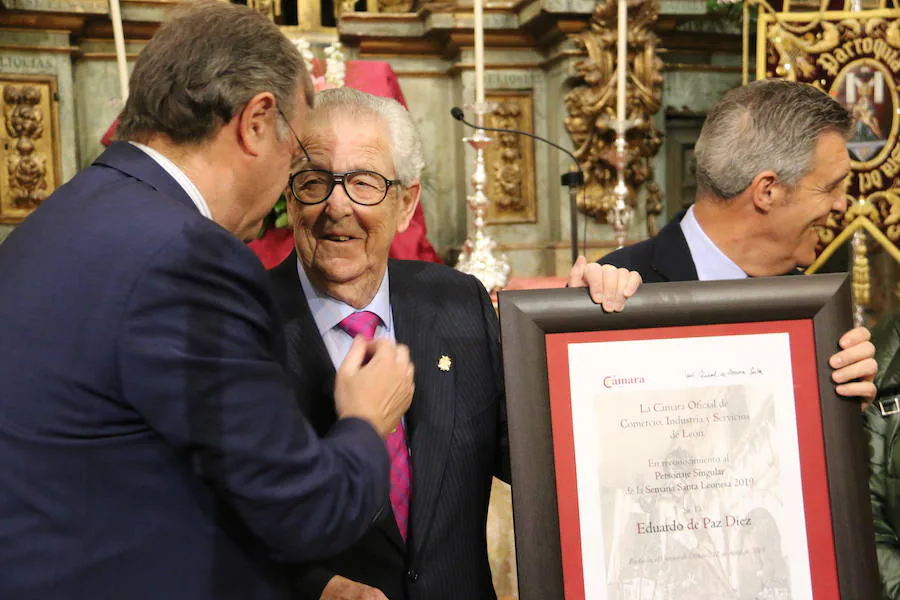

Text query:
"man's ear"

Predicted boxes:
[[236, 92, 278, 157], [748, 170, 780, 212], [284, 187, 299, 225], [395, 181, 421, 234]]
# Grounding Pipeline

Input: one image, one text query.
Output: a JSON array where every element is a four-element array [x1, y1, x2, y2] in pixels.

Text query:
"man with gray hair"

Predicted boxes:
[[600, 79, 877, 401], [0, 3, 415, 599], [269, 87, 643, 599]]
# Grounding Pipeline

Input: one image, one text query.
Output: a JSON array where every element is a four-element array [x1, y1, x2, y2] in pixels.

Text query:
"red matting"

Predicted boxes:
[[545, 320, 838, 600]]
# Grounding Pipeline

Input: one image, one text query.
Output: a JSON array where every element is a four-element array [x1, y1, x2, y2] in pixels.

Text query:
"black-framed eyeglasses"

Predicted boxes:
[[276, 106, 310, 164], [289, 169, 401, 206]]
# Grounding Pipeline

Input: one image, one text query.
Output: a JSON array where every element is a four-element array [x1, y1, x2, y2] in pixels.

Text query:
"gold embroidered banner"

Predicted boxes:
[[758, 9, 899, 225]]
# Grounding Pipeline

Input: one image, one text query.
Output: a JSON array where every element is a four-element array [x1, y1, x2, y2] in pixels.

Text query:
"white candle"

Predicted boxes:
[[474, 0, 485, 103], [617, 0, 627, 126]]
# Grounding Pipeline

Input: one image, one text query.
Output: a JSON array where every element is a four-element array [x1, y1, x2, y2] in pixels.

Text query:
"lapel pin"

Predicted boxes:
[[437, 355, 452, 372]]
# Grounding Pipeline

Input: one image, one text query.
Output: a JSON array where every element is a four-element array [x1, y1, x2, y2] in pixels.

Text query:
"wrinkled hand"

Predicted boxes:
[[567, 256, 643, 312], [829, 326, 877, 409], [320, 575, 389, 600], [335, 337, 415, 438]]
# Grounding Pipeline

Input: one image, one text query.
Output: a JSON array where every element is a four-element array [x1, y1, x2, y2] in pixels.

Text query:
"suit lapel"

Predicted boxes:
[[389, 262, 456, 560], [650, 210, 699, 282], [268, 255, 338, 434]]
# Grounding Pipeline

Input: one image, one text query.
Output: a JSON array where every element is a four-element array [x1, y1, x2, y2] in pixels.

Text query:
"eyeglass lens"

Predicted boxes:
[[292, 170, 390, 205]]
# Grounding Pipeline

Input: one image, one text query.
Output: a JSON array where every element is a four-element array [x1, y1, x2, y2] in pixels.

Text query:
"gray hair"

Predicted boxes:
[[116, 0, 313, 144], [309, 88, 425, 186], [694, 79, 852, 200]]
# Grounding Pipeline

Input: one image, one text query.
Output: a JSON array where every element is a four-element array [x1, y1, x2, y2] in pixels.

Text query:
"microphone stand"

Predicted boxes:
[[452, 107, 583, 265], [562, 168, 584, 265]]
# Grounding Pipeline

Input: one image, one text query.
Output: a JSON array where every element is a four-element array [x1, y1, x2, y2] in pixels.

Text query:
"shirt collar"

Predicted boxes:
[[129, 141, 212, 220], [679, 205, 747, 282], [296, 259, 393, 336]]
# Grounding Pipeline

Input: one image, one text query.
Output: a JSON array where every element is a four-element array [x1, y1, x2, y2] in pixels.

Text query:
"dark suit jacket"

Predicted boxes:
[[600, 211, 698, 282], [600, 210, 803, 281], [269, 255, 510, 600], [0, 142, 390, 600]]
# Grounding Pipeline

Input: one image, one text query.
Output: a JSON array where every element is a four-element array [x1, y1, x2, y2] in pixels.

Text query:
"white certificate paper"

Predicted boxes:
[[565, 333, 811, 600]]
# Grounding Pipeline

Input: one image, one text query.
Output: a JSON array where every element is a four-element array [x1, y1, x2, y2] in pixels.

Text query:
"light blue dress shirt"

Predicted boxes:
[[295, 260, 395, 369], [679, 205, 747, 282]]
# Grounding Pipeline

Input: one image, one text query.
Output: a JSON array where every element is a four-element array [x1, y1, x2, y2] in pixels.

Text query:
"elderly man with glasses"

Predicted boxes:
[[268, 87, 642, 600]]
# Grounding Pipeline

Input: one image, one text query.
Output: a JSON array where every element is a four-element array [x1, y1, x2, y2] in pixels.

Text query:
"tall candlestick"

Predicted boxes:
[[474, 0, 485, 103], [456, 103, 509, 291], [110, 0, 129, 102], [616, 0, 627, 125]]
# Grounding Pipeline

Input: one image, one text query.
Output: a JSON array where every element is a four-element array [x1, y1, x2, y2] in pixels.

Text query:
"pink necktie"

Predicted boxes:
[[337, 311, 411, 541]]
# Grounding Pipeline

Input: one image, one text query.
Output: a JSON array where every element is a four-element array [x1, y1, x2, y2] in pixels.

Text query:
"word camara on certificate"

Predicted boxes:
[[498, 274, 878, 600]]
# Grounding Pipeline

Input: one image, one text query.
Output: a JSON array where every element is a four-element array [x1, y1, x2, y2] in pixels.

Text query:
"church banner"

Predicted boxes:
[[758, 9, 900, 203]]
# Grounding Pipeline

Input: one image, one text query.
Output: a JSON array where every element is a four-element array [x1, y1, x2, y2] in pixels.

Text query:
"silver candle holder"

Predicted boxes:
[[609, 127, 633, 249], [455, 101, 511, 292], [603, 119, 640, 249]]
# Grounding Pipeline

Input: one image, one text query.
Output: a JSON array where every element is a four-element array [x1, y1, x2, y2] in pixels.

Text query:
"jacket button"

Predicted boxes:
[[407, 569, 419, 583]]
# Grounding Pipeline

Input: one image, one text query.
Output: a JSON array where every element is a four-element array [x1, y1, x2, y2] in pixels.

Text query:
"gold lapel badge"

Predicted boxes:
[[437, 355, 452, 372]]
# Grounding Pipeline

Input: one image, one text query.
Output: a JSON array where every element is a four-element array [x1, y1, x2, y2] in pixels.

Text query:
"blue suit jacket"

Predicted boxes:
[[0, 142, 389, 600]]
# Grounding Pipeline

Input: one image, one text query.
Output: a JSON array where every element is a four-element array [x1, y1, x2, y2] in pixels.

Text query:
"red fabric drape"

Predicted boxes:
[[101, 60, 442, 268]]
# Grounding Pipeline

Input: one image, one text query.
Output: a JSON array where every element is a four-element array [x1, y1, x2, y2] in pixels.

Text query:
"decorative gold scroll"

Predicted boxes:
[[247, 0, 281, 21], [563, 0, 664, 233], [484, 91, 537, 224], [0, 75, 60, 224]]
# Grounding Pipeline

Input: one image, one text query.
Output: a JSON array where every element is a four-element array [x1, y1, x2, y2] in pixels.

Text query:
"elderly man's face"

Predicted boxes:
[[770, 130, 850, 268], [288, 113, 419, 304]]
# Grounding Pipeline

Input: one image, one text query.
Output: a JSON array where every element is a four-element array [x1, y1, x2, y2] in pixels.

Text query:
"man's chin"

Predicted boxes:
[[793, 250, 818, 270], [241, 221, 265, 243], [311, 261, 367, 285]]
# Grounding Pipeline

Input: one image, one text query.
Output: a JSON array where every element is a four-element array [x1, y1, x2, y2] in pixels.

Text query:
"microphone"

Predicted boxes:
[[451, 106, 584, 265]]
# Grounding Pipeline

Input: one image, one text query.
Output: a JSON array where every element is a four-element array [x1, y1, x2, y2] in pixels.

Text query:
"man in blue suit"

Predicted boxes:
[[0, 2, 415, 599]]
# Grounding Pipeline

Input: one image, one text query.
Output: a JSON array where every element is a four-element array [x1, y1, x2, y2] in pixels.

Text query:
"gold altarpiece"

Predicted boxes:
[[563, 0, 665, 235]]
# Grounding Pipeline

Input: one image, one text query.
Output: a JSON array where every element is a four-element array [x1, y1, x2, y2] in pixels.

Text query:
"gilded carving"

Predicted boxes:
[[5, 85, 48, 209], [247, 0, 280, 22], [0, 77, 59, 223], [484, 92, 537, 224], [563, 0, 664, 233], [491, 103, 525, 211], [376, 0, 414, 13]]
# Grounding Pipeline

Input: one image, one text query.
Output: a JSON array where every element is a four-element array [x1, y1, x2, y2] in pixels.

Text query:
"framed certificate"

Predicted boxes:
[[498, 274, 878, 599]]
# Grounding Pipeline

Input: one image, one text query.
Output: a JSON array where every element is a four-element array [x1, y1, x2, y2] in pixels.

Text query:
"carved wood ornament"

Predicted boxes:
[[563, 0, 664, 233], [1, 78, 59, 223], [485, 92, 537, 224]]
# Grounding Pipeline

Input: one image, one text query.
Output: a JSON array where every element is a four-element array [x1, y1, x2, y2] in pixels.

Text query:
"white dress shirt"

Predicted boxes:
[[296, 259, 395, 369], [129, 141, 212, 220], [679, 205, 747, 282]]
